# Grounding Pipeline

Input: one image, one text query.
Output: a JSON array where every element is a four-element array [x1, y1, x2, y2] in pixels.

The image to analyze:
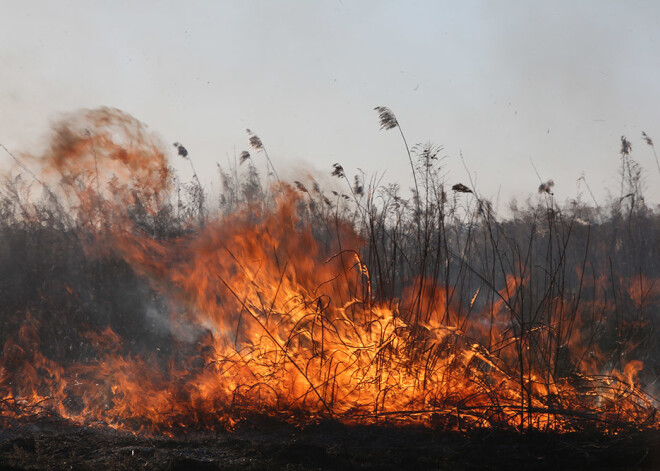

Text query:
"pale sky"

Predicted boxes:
[[2, 0, 660, 210]]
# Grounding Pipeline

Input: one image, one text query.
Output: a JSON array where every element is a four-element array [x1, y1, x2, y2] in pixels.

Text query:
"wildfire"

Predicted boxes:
[[0, 108, 657, 435]]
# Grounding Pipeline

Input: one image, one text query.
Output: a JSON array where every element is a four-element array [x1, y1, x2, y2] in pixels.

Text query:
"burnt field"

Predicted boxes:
[[0, 107, 659, 468], [1, 418, 658, 470]]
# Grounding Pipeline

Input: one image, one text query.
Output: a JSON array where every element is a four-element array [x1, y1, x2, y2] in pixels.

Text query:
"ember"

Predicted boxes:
[[0, 108, 658, 437]]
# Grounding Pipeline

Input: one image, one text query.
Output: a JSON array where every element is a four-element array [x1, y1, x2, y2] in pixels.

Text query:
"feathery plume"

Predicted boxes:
[[246, 129, 264, 152], [353, 175, 363, 196], [642, 131, 660, 176], [620, 136, 632, 156], [538, 179, 555, 195], [642, 131, 654, 146], [374, 106, 398, 131], [173, 142, 188, 158], [452, 183, 472, 193], [294, 181, 308, 193], [331, 163, 345, 178]]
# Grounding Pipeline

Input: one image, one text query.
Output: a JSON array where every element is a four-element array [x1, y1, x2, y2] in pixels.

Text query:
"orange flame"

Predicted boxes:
[[0, 109, 657, 435]]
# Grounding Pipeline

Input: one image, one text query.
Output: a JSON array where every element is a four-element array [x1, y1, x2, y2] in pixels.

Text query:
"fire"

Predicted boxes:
[[0, 108, 657, 435]]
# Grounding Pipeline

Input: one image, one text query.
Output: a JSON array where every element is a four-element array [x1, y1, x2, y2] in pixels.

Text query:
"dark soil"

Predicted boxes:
[[0, 418, 658, 470]]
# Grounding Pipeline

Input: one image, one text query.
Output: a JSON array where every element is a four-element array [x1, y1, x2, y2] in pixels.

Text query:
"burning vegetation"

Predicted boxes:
[[0, 107, 658, 441]]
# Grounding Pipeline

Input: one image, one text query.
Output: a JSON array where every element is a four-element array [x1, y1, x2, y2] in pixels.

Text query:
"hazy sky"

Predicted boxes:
[[2, 0, 660, 209]]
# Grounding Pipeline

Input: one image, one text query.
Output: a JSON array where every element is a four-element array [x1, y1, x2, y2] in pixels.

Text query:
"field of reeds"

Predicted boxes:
[[0, 106, 658, 443]]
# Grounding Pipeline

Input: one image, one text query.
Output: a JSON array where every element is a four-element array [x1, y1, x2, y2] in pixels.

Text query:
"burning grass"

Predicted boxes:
[[0, 107, 658, 438]]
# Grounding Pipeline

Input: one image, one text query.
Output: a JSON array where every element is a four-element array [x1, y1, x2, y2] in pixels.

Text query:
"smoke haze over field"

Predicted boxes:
[[2, 0, 660, 208]]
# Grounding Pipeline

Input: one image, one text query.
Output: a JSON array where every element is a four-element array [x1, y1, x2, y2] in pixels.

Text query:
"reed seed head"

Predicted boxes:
[[538, 179, 555, 195], [374, 106, 398, 131], [331, 163, 345, 178], [452, 183, 472, 193], [353, 175, 363, 196], [620, 136, 632, 156], [642, 131, 654, 146], [246, 129, 264, 152], [173, 142, 188, 158], [294, 180, 308, 193]]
